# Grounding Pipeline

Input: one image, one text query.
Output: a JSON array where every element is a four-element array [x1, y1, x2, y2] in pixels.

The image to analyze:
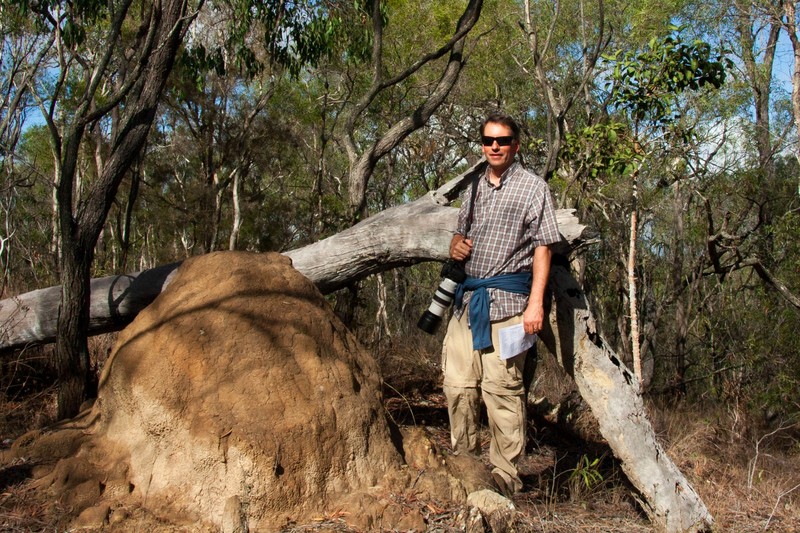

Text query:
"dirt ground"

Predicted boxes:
[[3, 385, 799, 532], [0, 388, 648, 532]]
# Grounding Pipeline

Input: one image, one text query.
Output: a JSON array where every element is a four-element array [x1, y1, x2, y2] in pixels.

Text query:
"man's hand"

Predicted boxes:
[[450, 234, 473, 262], [523, 301, 544, 335]]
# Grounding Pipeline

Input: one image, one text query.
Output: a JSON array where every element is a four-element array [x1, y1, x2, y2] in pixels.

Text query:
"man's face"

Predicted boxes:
[[481, 122, 519, 176]]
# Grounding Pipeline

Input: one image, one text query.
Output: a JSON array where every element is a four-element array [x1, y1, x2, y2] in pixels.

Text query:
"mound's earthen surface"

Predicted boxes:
[[94, 251, 407, 529], [2, 251, 493, 531]]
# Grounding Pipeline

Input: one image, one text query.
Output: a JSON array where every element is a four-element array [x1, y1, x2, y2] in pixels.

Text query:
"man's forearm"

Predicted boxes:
[[530, 245, 552, 307], [522, 245, 552, 334]]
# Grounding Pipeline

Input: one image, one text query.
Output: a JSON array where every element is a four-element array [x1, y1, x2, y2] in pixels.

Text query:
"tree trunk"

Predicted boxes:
[[46, 0, 191, 419], [229, 169, 241, 251], [734, 0, 778, 183], [781, 0, 800, 182], [55, 243, 95, 419], [372, 272, 392, 342], [342, 0, 483, 220], [540, 257, 714, 532], [118, 158, 141, 271], [672, 180, 688, 394], [628, 209, 641, 391]]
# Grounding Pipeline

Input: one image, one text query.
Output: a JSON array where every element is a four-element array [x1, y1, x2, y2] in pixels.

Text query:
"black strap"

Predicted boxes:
[[464, 169, 482, 236]]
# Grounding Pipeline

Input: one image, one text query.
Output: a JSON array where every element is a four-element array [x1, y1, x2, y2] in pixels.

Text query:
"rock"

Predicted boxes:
[[108, 507, 130, 525], [466, 506, 486, 533], [74, 503, 111, 528], [221, 495, 246, 533], [467, 489, 517, 533], [466, 489, 516, 514]]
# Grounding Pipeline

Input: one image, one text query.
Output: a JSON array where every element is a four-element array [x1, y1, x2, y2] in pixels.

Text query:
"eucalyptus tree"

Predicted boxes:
[[330, 0, 484, 223], [0, 0, 373, 419], [516, 0, 609, 180], [599, 31, 730, 389], [698, 0, 800, 313], [0, 0, 200, 418], [156, 71, 278, 255], [262, 0, 485, 326], [729, 0, 782, 182], [596, 3, 800, 400], [502, 2, 688, 378], [3, 125, 59, 289], [780, 0, 800, 173], [146, 0, 360, 258], [0, 17, 53, 297]]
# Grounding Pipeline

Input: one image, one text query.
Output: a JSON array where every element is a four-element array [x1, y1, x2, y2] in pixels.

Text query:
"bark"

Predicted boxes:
[[781, 0, 800, 173], [628, 209, 641, 391], [229, 169, 241, 250], [672, 180, 689, 393], [735, 0, 779, 181], [118, 158, 141, 270], [539, 257, 714, 532], [372, 272, 391, 342], [54, 245, 95, 420]]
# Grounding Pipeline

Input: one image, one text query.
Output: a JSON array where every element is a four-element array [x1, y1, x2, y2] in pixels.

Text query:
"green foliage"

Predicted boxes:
[[176, 46, 226, 92], [562, 122, 640, 180], [1, 0, 108, 41], [215, 0, 376, 78], [604, 26, 731, 127], [3, 125, 59, 289], [564, 453, 608, 503], [569, 455, 604, 489]]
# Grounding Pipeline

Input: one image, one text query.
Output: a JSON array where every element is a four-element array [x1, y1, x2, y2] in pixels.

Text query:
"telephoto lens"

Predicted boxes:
[[417, 261, 467, 334]]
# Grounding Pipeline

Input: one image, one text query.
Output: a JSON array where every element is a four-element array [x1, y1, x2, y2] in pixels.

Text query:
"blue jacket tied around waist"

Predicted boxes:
[[454, 272, 533, 352]]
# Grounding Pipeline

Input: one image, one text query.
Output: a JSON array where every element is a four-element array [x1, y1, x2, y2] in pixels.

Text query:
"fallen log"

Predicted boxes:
[[540, 256, 713, 531], [0, 161, 592, 352]]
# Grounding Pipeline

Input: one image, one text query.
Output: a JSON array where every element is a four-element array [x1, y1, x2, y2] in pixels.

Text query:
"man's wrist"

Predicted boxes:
[[526, 300, 543, 310]]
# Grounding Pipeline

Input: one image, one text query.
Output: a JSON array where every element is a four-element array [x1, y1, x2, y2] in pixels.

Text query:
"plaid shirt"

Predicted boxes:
[[454, 161, 561, 321]]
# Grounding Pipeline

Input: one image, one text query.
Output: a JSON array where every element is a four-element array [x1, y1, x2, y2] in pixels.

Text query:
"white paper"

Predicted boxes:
[[498, 323, 536, 360]]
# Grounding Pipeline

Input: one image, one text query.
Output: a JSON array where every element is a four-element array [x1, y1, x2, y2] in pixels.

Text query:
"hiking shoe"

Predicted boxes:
[[492, 471, 514, 498]]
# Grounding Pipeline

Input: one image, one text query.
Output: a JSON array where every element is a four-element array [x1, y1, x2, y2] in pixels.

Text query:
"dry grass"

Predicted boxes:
[[656, 405, 800, 532], [2, 337, 800, 532], [0, 346, 58, 445]]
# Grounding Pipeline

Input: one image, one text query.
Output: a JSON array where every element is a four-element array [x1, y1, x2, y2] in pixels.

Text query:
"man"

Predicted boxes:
[[443, 112, 560, 497]]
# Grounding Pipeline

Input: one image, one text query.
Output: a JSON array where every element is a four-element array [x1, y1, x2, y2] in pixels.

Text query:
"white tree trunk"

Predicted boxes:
[[628, 209, 642, 391], [229, 169, 241, 251], [540, 260, 713, 531]]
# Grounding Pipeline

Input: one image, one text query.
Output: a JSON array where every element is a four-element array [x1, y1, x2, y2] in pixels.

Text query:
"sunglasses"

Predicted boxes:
[[481, 135, 515, 147]]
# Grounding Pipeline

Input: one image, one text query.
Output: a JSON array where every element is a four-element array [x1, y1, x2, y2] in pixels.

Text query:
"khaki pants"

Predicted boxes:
[[442, 312, 527, 493]]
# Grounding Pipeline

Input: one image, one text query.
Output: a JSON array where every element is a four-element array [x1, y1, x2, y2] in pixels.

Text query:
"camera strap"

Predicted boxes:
[[464, 168, 482, 236]]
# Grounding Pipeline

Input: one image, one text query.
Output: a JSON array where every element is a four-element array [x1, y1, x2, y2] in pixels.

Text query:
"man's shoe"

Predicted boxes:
[[491, 471, 514, 498]]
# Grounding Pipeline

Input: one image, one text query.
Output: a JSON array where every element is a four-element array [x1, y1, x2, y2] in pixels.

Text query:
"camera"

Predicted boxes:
[[417, 260, 467, 334]]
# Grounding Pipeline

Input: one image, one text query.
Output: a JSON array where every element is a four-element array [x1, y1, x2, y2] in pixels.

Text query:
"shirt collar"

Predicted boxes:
[[483, 160, 519, 189]]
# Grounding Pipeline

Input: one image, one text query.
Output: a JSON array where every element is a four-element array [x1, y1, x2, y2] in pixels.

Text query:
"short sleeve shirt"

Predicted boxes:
[[455, 161, 561, 321]]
